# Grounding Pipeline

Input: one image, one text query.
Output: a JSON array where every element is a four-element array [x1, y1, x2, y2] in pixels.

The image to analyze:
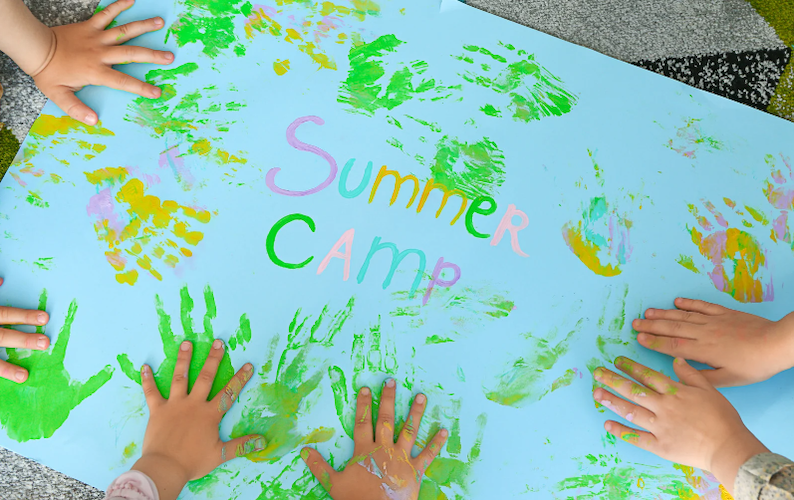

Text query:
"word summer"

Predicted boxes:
[[263, 116, 531, 305]]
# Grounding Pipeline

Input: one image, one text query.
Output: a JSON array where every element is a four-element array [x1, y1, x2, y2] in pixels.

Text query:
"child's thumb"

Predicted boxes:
[[300, 447, 336, 492], [672, 357, 709, 388]]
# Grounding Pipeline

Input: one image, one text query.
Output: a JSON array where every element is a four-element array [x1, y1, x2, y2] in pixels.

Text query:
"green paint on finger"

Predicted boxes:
[[0, 295, 114, 442]]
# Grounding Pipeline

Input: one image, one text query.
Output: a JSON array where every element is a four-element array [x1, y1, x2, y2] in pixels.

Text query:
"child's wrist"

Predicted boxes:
[[708, 432, 769, 494], [132, 454, 190, 500], [775, 314, 794, 371]]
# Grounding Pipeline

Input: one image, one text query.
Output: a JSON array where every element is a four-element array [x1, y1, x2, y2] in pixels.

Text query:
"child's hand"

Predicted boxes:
[[594, 356, 769, 494], [132, 340, 266, 500], [33, 0, 173, 126], [633, 298, 794, 387], [0, 277, 50, 384], [301, 379, 448, 500]]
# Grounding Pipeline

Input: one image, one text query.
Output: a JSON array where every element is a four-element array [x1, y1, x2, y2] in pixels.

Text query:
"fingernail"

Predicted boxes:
[[151, 88, 161, 98], [181, 341, 191, 351], [415, 394, 426, 405], [594, 368, 603, 379], [37, 312, 47, 324], [244, 363, 253, 371], [14, 370, 26, 382], [141, 365, 149, 377], [165, 52, 174, 61], [300, 448, 310, 460], [213, 339, 224, 350], [154, 17, 164, 27], [36, 338, 47, 349], [85, 114, 97, 125], [386, 378, 395, 388], [253, 437, 266, 452], [604, 422, 612, 432], [360, 387, 370, 396], [439, 429, 448, 437]]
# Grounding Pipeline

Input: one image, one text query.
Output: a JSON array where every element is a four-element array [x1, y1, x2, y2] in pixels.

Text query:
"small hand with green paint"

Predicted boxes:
[[32, 0, 174, 126], [133, 339, 266, 500], [0, 278, 50, 383], [634, 298, 794, 387], [301, 379, 448, 500], [593, 356, 768, 494]]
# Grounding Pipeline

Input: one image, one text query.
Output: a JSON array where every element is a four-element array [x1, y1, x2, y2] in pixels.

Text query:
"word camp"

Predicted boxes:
[[263, 116, 531, 305]]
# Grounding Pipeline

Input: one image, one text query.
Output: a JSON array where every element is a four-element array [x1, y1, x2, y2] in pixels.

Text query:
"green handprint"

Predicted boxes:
[[452, 41, 578, 123], [117, 284, 244, 399], [484, 315, 584, 407], [232, 298, 355, 462], [328, 315, 401, 439], [0, 291, 114, 442], [418, 407, 488, 500]]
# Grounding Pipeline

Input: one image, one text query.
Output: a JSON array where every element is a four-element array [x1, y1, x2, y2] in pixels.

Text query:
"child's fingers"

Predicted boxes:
[[0, 329, 49, 350], [97, 69, 161, 99], [103, 17, 165, 45], [90, 0, 134, 30], [220, 435, 266, 462], [0, 306, 49, 326], [140, 364, 164, 407], [47, 89, 97, 125], [593, 367, 660, 410], [631, 318, 700, 340], [0, 359, 29, 384], [353, 387, 374, 443], [170, 341, 192, 398], [191, 339, 224, 400], [605, 420, 658, 452], [396, 393, 427, 452], [672, 358, 712, 389], [593, 388, 656, 430], [413, 429, 448, 475], [375, 378, 397, 445], [614, 357, 679, 395], [636, 333, 707, 363], [300, 448, 337, 493], [642, 308, 707, 325], [212, 363, 254, 415], [104, 46, 174, 66], [674, 297, 726, 316]]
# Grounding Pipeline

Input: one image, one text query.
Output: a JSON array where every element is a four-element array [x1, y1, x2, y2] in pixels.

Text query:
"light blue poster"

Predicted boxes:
[[1, 0, 793, 498]]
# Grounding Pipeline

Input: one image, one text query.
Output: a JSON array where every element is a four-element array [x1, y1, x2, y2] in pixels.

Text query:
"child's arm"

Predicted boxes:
[[103, 339, 266, 500], [301, 378, 449, 500], [633, 298, 794, 387], [0, 0, 173, 126], [0, 277, 50, 384], [593, 356, 781, 496]]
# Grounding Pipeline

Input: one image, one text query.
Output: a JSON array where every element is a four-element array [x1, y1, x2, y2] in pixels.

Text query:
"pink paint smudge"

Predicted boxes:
[[86, 188, 124, 234], [10, 173, 26, 187], [159, 145, 195, 190]]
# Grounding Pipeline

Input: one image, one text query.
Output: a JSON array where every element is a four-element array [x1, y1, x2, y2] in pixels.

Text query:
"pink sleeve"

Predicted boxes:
[[104, 470, 160, 500]]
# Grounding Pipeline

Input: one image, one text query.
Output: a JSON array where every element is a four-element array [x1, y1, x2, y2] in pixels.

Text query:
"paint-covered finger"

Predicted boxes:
[[605, 421, 657, 452], [140, 364, 164, 407], [170, 341, 192, 398], [353, 386, 374, 443], [90, 0, 134, 30], [104, 45, 174, 65], [636, 332, 706, 363], [98, 69, 161, 99], [413, 429, 448, 475], [614, 357, 679, 395], [0, 306, 48, 326], [0, 359, 29, 384], [642, 307, 707, 324], [301, 447, 337, 493], [0, 328, 49, 350], [397, 393, 427, 451], [221, 434, 266, 462], [593, 367, 659, 409], [593, 388, 656, 430], [46, 88, 98, 126], [103, 17, 165, 44], [375, 378, 397, 445], [213, 363, 254, 415], [192, 339, 224, 400], [674, 297, 726, 316], [631, 318, 699, 339]]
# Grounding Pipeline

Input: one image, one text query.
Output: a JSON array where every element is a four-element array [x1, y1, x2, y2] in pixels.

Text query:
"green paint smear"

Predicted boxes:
[[117, 285, 237, 399], [0, 125, 20, 181], [25, 191, 49, 208], [34, 257, 54, 271], [676, 255, 700, 274], [485, 319, 583, 407], [0, 293, 114, 442], [430, 135, 506, 200], [166, 0, 249, 58], [229, 313, 252, 350], [338, 34, 451, 116], [232, 298, 355, 461], [454, 43, 578, 123]]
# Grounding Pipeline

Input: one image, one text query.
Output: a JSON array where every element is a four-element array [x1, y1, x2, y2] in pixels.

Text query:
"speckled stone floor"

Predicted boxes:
[[0, 0, 792, 498]]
